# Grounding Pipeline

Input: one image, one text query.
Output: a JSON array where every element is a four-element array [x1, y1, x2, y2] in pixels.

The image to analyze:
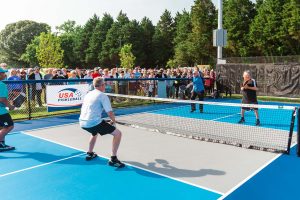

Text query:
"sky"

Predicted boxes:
[[0, 0, 220, 31]]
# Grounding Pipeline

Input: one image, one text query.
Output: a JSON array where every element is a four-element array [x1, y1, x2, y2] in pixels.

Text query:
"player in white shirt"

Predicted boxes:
[[79, 77, 125, 168]]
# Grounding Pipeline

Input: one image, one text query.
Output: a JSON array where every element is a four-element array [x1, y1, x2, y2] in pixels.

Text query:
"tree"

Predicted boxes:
[[20, 36, 40, 66], [74, 14, 100, 66], [152, 10, 176, 66], [173, 10, 193, 65], [56, 20, 77, 35], [140, 17, 155, 67], [122, 20, 145, 66], [56, 21, 82, 67], [86, 13, 114, 66], [249, 0, 287, 56], [188, 0, 217, 64], [99, 11, 130, 67], [36, 33, 64, 68], [280, 0, 300, 55], [119, 44, 136, 69], [223, 0, 256, 56], [0, 20, 50, 65]]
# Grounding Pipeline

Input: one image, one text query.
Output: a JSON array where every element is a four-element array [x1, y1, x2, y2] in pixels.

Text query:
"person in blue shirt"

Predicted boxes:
[[7, 69, 22, 100], [190, 70, 205, 113], [0, 67, 15, 152]]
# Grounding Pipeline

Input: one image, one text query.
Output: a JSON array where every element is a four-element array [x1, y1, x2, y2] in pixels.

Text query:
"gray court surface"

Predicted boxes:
[[26, 123, 279, 194]]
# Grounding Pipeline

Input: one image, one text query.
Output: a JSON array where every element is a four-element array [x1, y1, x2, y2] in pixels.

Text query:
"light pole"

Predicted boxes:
[[217, 0, 223, 63], [213, 0, 227, 64]]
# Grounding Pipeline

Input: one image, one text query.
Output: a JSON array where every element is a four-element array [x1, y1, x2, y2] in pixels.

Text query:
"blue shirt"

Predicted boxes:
[[8, 76, 22, 91], [0, 81, 8, 115], [193, 76, 204, 92], [134, 72, 141, 78]]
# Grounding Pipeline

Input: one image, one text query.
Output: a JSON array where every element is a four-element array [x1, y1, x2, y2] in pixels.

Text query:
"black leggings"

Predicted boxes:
[[190, 91, 204, 111]]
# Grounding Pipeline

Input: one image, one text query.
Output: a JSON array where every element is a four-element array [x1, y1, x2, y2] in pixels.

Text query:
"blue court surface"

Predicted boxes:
[[0, 133, 221, 200], [1, 98, 299, 200]]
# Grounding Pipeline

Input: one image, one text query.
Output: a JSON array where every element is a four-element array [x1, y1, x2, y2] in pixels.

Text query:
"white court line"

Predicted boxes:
[[217, 143, 297, 200], [0, 153, 85, 178], [211, 112, 241, 121], [22, 131, 224, 195], [9, 122, 79, 135]]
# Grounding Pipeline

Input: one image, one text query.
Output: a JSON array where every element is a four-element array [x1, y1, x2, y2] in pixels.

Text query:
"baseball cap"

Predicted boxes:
[[0, 67, 8, 73]]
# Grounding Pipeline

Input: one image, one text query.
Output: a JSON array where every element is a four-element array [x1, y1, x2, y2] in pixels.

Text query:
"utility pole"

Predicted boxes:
[[217, 0, 223, 63], [213, 0, 227, 64]]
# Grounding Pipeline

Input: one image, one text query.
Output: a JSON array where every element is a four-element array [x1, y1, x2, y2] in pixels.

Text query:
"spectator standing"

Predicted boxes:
[[84, 70, 93, 79], [128, 73, 137, 95], [68, 70, 79, 85], [44, 68, 53, 81], [28, 67, 43, 107], [7, 69, 22, 102], [61, 68, 69, 79], [76, 68, 84, 79], [103, 69, 113, 93], [52, 69, 64, 80], [92, 67, 101, 79], [118, 71, 127, 94]]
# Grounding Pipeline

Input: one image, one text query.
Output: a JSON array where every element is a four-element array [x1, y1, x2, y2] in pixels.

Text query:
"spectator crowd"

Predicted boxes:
[[0, 63, 218, 108]]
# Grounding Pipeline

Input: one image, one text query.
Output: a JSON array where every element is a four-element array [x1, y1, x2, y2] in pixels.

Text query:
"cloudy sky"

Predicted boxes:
[[0, 0, 220, 31]]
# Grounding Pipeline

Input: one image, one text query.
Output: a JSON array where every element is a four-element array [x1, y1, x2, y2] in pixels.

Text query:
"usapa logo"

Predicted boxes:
[[57, 88, 83, 102]]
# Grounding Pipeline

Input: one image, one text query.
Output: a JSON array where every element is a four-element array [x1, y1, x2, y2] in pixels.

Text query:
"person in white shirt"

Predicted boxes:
[[79, 77, 125, 168]]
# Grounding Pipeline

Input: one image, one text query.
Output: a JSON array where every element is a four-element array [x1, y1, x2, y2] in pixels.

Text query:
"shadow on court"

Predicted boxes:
[[124, 159, 226, 178]]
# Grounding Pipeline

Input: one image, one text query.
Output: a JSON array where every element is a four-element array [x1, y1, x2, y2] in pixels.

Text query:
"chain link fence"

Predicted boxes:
[[4, 78, 192, 121]]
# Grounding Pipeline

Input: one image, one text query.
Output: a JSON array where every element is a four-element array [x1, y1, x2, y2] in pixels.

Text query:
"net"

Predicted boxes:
[[107, 93, 298, 154]]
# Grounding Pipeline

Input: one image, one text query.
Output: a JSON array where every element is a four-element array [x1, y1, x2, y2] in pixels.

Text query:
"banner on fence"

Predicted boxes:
[[46, 84, 90, 112]]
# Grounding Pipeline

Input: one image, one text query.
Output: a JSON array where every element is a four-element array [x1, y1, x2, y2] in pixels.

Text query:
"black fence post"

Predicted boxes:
[[27, 83, 32, 120]]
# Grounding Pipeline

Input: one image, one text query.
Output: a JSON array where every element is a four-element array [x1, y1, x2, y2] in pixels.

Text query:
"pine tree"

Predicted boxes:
[[188, 0, 217, 64], [280, 0, 300, 55], [99, 11, 130, 67], [85, 13, 114, 66], [223, 0, 256, 56], [173, 10, 193, 66], [74, 14, 100, 66], [249, 0, 286, 56], [152, 10, 175, 67], [140, 17, 155, 67]]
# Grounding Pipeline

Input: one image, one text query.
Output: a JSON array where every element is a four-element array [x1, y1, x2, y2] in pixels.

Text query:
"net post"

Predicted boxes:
[[287, 107, 297, 154], [297, 108, 300, 157]]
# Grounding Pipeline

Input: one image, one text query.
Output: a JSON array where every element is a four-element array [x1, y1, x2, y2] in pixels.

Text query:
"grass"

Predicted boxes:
[[11, 107, 80, 121]]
